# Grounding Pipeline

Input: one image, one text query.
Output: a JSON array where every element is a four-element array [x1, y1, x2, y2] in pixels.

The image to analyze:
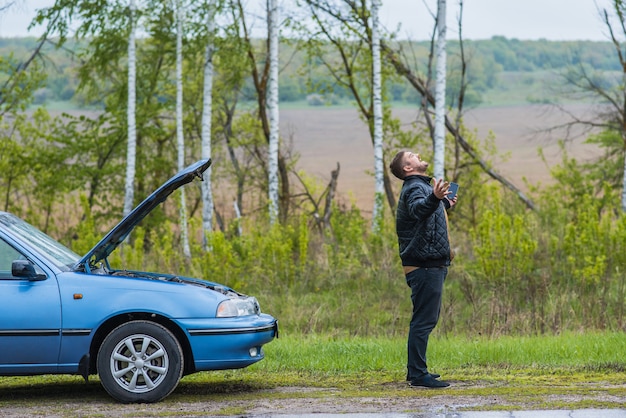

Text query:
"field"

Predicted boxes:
[[282, 103, 600, 214], [50, 103, 599, 218]]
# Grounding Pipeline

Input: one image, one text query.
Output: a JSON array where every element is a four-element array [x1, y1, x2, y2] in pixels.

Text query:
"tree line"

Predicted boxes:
[[1, 36, 618, 108]]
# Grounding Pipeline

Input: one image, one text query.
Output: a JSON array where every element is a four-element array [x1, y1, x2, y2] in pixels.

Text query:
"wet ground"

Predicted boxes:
[[238, 411, 626, 418]]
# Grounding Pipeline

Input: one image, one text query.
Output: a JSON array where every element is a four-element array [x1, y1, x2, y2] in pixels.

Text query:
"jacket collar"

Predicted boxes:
[[404, 174, 432, 183]]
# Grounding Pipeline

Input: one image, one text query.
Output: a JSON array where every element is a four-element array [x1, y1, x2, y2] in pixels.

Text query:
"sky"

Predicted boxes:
[[0, 0, 614, 41]]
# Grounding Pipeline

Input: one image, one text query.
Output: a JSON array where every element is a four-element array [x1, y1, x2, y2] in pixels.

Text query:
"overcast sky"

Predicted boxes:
[[0, 0, 614, 41]]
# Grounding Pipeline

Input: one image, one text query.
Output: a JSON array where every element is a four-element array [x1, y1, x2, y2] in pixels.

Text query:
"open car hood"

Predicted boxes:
[[76, 159, 212, 271]]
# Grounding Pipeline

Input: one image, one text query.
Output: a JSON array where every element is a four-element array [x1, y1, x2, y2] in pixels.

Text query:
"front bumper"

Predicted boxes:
[[184, 314, 278, 371]]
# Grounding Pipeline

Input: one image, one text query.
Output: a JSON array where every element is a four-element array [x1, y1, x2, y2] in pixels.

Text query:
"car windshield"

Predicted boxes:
[[0, 213, 80, 271]]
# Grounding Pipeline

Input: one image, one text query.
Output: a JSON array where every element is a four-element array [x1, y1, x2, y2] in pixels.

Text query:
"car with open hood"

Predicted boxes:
[[0, 159, 278, 403]]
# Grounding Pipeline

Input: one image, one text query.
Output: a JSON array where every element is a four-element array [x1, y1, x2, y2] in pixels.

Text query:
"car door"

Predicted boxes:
[[0, 237, 62, 373]]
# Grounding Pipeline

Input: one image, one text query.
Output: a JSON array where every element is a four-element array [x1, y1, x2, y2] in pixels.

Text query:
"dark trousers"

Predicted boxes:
[[405, 266, 447, 380]]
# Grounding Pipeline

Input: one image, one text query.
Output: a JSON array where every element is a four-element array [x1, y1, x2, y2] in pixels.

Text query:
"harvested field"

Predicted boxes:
[[281, 104, 600, 214]]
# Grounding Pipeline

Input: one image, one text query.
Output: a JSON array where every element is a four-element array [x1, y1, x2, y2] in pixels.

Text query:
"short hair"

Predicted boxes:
[[389, 151, 407, 180]]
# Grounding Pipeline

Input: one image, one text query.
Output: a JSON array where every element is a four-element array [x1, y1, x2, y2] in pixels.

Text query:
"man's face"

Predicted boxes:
[[404, 152, 429, 175]]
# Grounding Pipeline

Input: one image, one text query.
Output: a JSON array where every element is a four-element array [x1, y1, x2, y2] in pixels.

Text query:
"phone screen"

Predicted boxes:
[[447, 182, 459, 200]]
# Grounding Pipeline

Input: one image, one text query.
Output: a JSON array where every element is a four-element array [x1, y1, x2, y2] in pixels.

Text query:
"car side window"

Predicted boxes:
[[0, 238, 29, 280]]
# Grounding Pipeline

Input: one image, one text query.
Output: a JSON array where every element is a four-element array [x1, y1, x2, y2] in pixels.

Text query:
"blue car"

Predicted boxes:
[[0, 159, 278, 403]]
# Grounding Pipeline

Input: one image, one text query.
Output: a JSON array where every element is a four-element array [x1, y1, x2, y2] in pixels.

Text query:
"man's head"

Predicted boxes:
[[390, 151, 429, 180]]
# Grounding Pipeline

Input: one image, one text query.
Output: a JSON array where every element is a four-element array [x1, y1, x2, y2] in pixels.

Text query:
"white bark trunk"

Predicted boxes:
[[372, 0, 384, 227], [622, 153, 626, 211], [233, 200, 242, 236], [123, 0, 137, 217], [201, 0, 216, 249], [268, 0, 280, 224], [176, 0, 191, 258], [433, 0, 447, 180]]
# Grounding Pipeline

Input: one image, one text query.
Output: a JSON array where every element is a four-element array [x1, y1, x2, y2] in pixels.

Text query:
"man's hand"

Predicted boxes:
[[432, 178, 449, 200]]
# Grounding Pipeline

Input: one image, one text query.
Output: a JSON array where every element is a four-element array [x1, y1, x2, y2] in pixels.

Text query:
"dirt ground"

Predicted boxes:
[[2, 379, 626, 417], [280, 103, 599, 215]]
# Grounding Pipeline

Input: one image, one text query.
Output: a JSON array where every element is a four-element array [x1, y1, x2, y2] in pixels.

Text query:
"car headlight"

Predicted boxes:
[[216, 297, 260, 317]]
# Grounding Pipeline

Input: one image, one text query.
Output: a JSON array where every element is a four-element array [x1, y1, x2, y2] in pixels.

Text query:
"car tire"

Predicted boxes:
[[97, 320, 184, 403]]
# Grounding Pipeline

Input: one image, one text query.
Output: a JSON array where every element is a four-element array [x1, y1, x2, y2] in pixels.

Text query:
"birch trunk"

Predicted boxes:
[[382, 41, 536, 210], [622, 154, 626, 211], [176, 0, 191, 258], [371, 0, 384, 228], [123, 0, 137, 217], [433, 0, 447, 180], [267, 0, 280, 224], [201, 0, 216, 249]]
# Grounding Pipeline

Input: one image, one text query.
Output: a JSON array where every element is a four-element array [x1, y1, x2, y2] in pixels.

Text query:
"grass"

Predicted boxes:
[[269, 331, 626, 369], [1, 332, 625, 414]]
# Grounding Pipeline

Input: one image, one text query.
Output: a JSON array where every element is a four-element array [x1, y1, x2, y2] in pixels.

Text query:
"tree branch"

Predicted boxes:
[[382, 41, 536, 210]]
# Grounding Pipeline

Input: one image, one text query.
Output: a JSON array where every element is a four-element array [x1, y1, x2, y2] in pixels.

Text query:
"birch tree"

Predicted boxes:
[[267, 0, 280, 224], [301, 0, 400, 212], [433, 0, 447, 180], [298, 0, 534, 210], [201, 0, 216, 247], [382, 42, 535, 210], [123, 0, 137, 217], [232, 0, 291, 221], [371, 0, 384, 228], [31, 0, 163, 218], [176, 0, 191, 258]]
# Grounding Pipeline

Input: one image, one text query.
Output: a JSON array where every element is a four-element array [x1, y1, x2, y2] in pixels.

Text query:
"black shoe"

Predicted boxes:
[[409, 375, 450, 388], [406, 372, 440, 380]]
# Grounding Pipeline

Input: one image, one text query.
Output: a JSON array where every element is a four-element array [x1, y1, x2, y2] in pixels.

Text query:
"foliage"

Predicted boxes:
[[2, 5, 626, 341]]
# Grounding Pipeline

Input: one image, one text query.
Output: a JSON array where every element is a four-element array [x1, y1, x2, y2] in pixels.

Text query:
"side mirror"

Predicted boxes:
[[12, 259, 46, 281]]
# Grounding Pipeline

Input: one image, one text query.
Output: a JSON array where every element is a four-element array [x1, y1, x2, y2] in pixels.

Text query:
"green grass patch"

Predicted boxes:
[[253, 331, 626, 374]]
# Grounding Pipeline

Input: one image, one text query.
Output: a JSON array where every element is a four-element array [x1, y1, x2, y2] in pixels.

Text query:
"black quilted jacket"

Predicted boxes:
[[395, 175, 451, 268]]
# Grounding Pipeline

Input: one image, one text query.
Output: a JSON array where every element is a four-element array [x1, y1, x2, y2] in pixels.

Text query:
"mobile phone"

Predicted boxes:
[[447, 182, 459, 200]]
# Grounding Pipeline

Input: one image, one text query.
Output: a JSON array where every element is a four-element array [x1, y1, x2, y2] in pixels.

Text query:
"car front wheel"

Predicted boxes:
[[97, 320, 184, 403]]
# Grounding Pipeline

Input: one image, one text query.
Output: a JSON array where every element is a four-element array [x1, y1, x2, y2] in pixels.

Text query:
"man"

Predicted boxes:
[[389, 150, 457, 388]]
